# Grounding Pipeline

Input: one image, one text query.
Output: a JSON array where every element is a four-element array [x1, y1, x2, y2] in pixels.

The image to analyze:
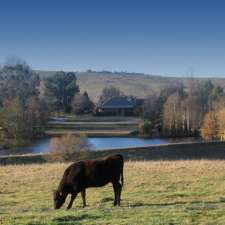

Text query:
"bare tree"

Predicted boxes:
[[99, 86, 122, 104]]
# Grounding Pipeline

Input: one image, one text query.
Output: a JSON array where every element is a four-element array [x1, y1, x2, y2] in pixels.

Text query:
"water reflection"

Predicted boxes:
[[0, 137, 202, 156]]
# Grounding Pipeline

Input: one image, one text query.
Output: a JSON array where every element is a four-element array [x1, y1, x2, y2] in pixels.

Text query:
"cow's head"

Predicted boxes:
[[53, 190, 66, 209]]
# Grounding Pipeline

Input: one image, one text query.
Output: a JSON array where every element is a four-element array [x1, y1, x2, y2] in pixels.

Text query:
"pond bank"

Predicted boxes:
[[1, 141, 225, 165], [0, 137, 202, 156]]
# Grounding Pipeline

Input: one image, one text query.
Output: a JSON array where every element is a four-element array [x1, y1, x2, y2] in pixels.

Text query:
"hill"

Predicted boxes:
[[36, 70, 225, 102]]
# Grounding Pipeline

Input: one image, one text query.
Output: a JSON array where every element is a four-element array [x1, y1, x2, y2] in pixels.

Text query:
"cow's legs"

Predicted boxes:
[[81, 189, 86, 207], [67, 193, 77, 210], [113, 182, 121, 206], [117, 183, 122, 206], [112, 182, 118, 206]]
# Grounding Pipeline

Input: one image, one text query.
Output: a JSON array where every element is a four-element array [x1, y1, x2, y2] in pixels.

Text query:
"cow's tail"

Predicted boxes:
[[118, 154, 124, 187], [121, 168, 124, 187]]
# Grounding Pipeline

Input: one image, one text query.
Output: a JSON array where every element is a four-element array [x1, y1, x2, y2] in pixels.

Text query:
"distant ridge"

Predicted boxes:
[[35, 70, 225, 102]]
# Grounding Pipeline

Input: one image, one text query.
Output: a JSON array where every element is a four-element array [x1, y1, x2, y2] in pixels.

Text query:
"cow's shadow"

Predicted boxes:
[[53, 214, 100, 224], [100, 197, 114, 203], [127, 201, 186, 208]]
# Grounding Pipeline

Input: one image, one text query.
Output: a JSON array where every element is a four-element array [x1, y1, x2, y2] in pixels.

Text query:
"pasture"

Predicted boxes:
[[1, 160, 225, 225], [45, 115, 140, 136]]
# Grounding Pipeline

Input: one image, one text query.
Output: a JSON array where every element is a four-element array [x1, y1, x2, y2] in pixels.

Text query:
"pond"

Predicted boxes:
[[0, 137, 202, 156]]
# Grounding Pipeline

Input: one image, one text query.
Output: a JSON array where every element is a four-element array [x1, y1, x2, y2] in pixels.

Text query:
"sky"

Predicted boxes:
[[1, 0, 225, 77]]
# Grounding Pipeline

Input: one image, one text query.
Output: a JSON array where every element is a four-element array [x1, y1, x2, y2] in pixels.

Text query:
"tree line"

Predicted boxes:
[[140, 78, 225, 139], [1, 58, 224, 147], [0, 59, 91, 147], [0, 60, 122, 148]]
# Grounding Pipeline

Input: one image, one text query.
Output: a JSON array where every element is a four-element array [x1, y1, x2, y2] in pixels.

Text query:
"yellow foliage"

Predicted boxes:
[[200, 111, 218, 140], [201, 107, 225, 140]]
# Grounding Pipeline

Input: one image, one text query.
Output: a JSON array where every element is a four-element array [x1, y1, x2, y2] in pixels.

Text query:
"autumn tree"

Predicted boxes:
[[162, 92, 184, 136], [216, 108, 225, 139], [201, 108, 225, 140], [200, 111, 218, 140]]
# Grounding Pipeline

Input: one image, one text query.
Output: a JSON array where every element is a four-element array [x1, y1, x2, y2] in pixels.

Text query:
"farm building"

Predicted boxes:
[[96, 96, 135, 116]]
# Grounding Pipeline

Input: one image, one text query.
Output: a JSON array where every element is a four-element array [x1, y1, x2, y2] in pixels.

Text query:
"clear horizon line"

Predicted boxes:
[[33, 67, 225, 79]]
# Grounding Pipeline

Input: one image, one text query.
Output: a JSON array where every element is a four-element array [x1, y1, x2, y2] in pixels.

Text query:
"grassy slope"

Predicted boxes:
[[1, 161, 225, 225], [37, 70, 225, 102], [46, 116, 140, 136]]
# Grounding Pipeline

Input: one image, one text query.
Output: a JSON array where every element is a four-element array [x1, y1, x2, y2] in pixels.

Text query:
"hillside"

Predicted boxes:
[[1, 160, 225, 225], [37, 70, 225, 102]]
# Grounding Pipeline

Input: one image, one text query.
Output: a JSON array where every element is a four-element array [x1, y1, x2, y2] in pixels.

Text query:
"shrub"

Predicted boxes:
[[138, 120, 153, 136], [45, 133, 90, 162]]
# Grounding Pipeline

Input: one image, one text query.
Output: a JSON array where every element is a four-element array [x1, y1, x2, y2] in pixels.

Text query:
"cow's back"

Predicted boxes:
[[84, 155, 123, 186], [63, 154, 124, 190]]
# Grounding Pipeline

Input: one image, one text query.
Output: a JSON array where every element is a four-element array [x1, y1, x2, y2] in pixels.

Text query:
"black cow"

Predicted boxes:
[[54, 154, 124, 210]]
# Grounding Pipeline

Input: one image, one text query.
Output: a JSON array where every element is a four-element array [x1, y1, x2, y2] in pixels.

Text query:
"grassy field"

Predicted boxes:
[[45, 115, 140, 136], [1, 160, 225, 225]]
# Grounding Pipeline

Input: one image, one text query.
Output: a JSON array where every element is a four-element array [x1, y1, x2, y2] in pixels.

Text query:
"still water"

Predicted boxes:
[[0, 137, 201, 156]]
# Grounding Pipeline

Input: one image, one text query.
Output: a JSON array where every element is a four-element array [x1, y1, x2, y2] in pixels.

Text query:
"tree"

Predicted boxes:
[[0, 97, 49, 146], [142, 94, 162, 120], [209, 85, 225, 111], [0, 59, 49, 146], [159, 84, 185, 103], [0, 60, 40, 106], [162, 92, 184, 136], [71, 91, 93, 114], [200, 111, 218, 140], [44, 71, 79, 112], [26, 96, 50, 136], [216, 108, 225, 140], [99, 86, 121, 104], [141, 94, 163, 135], [0, 99, 26, 143], [184, 78, 205, 135], [138, 120, 153, 136]]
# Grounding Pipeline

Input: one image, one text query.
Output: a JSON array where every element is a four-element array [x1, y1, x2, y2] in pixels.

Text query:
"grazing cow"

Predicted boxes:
[[53, 154, 124, 210]]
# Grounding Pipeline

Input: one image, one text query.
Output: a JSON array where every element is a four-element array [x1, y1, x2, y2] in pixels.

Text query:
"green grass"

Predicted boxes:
[[1, 161, 225, 225]]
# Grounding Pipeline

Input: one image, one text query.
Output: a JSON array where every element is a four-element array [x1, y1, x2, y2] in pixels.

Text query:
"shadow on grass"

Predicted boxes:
[[27, 223, 45, 225], [127, 200, 223, 208], [100, 197, 114, 203], [53, 214, 100, 225]]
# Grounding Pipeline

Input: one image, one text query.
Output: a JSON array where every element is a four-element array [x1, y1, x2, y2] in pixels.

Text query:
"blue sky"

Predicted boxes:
[[0, 0, 225, 77]]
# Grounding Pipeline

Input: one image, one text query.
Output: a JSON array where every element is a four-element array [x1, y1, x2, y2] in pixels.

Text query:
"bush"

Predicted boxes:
[[45, 133, 90, 162], [138, 120, 153, 136]]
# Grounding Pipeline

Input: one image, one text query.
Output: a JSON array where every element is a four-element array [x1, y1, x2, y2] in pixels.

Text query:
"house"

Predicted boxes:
[[96, 96, 134, 116]]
